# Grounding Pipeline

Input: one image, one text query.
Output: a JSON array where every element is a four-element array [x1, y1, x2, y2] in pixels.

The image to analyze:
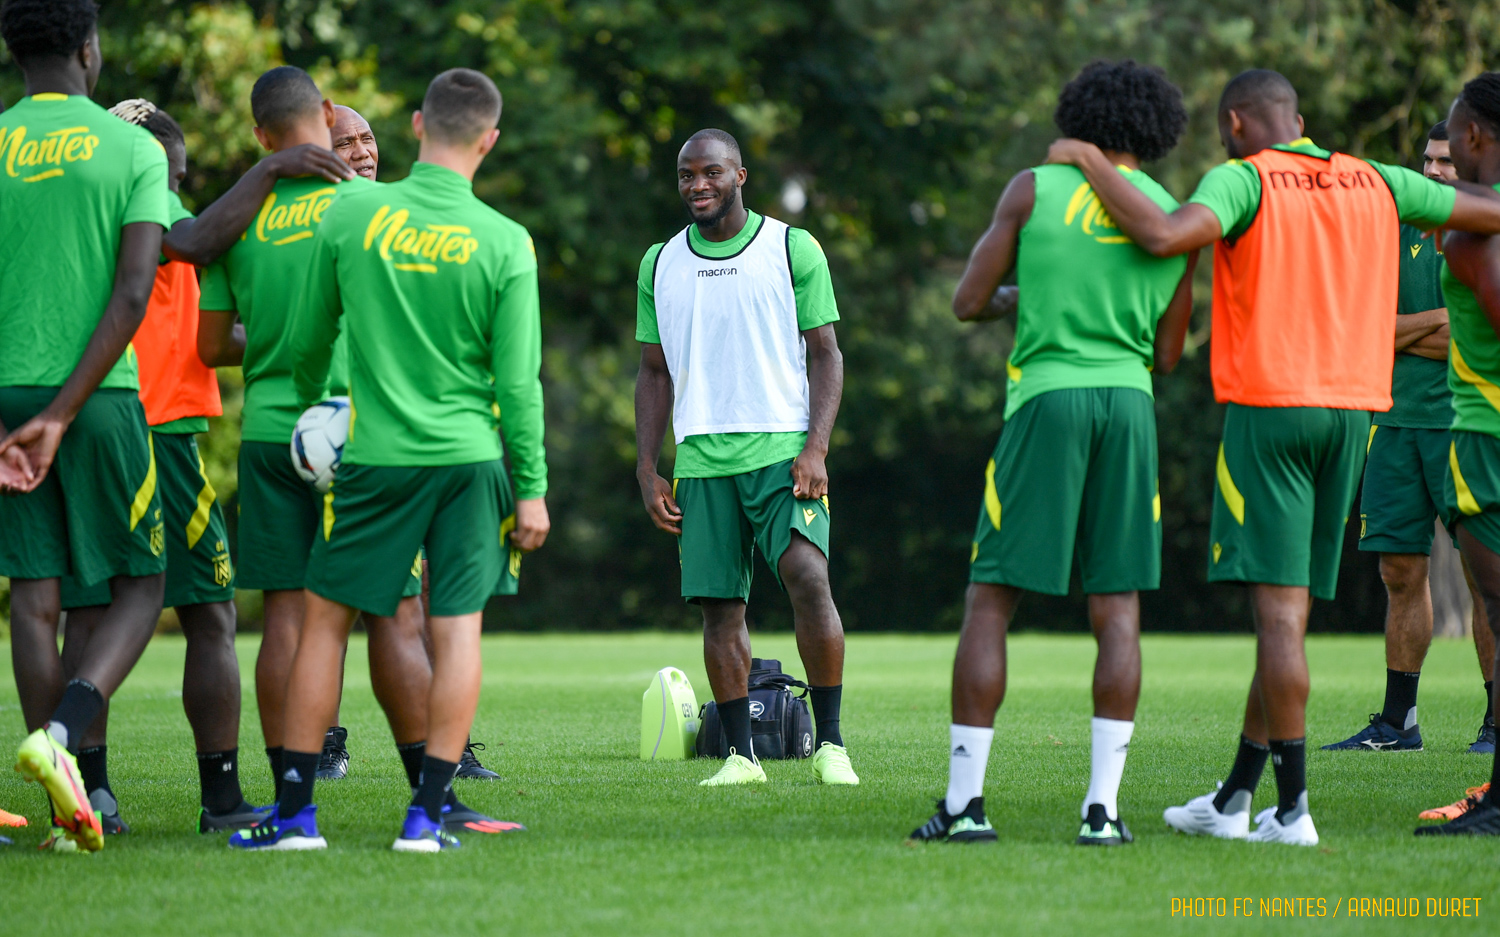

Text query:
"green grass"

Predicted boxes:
[[0, 633, 1495, 935]]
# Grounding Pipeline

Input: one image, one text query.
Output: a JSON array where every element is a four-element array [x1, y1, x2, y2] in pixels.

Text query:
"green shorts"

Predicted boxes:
[[1209, 403, 1370, 600], [1359, 425, 1450, 555], [0, 388, 166, 585], [970, 387, 1160, 595], [674, 459, 830, 602], [237, 440, 419, 599], [1446, 431, 1500, 556], [61, 431, 234, 609], [306, 460, 512, 617]]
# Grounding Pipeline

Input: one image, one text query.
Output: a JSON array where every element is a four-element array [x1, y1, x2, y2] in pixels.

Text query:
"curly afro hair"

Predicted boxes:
[[0, 0, 98, 62], [1054, 60, 1187, 163]]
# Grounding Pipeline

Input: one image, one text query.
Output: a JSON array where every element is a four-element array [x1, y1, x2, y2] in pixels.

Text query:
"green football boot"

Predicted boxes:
[[810, 742, 860, 785], [699, 749, 767, 787]]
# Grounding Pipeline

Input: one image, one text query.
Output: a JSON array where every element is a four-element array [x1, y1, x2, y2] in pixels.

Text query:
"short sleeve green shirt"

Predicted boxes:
[[636, 211, 840, 477], [1444, 183, 1500, 438], [1187, 138, 1456, 242], [0, 94, 170, 390], [200, 175, 372, 443]]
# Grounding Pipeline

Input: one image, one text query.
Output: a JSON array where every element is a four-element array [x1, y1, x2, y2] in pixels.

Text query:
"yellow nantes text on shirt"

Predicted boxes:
[[249, 186, 338, 246], [0, 121, 101, 183], [362, 204, 484, 272]]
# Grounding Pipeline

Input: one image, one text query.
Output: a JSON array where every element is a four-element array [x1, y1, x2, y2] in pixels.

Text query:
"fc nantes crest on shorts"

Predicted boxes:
[[60, 431, 234, 609], [969, 388, 1160, 595], [0, 388, 165, 585]]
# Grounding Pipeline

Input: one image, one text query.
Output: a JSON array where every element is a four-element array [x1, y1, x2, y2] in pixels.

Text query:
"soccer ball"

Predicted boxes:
[[290, 396, 351, 493]]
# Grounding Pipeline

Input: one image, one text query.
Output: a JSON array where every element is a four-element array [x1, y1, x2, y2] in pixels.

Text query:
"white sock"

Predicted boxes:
[[1082, 717, 1134, 819], [45, 720, 68, 750], [945, 724, 994, 816]]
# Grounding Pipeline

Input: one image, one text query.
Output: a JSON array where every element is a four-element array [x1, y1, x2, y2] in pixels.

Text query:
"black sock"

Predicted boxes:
[[196, 749, 245, 815], [1213, 735, 1270, 812], [396, 741, 426, 791], [717, 697, 755, 761], [266, 746, 285, 802], [414, 755, 458, 823], [1486, 681, 1494, 725], [77, 745, 109, 796], [49, 680, 104, 754], [1380, 669, 1421, 729], [276, 750, 319, 820], [1269, 738, 1307, 820], [809, 685, 843, 748]]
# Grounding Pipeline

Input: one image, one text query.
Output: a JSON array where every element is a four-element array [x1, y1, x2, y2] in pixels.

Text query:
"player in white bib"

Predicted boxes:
[[635, 129, 859, 786]]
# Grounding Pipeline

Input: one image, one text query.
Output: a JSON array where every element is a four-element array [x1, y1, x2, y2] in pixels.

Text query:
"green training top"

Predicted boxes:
[[291, 161, 547, 495], [200, 175, 369, 443], [1377, 224, 1451, 429], [636, 210, 840, 477], [0, 94, 170, 391], [1442, 182, 1500, 439], [1006, 164, 1186, 419], [1187, 138, 1455, 242]]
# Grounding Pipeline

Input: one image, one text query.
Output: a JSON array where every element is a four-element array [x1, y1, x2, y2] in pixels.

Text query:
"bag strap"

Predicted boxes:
[[749, 675, 809, 697]]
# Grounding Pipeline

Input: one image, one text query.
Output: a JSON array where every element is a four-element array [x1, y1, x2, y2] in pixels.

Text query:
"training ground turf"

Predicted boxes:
[[0, 632, 1494, 935]]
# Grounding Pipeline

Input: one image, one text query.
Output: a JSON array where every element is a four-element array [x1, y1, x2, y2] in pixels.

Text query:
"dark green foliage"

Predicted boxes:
[[3, 0, 1497, 631]]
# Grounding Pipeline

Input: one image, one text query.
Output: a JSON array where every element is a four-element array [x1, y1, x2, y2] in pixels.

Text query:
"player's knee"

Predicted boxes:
[[779, 540, 829, 597], [1378, 554, 1428, 594], [179, 601, 237, 647]]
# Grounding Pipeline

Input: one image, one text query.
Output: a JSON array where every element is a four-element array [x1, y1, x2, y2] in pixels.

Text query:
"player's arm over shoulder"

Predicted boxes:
[[1368, 161, 1457, 229]]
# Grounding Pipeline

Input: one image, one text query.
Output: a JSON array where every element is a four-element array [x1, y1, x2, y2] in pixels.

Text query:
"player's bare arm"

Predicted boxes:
[[1153, 249, 1199, 374], [791, 323, 843, 501], [0, 418, 31, 492], [197, 309, 246, 367], [1444, 229, 1500, 337], [0, 221, 160, 490], [953, 171, 1034, 320], [511, 498, 551, 553], [1444, 182, 1500, 235], [1395, 307, 1448, 352], [634, 341, 682, 535], [1046, 139, 1222, 256], [163, 143, 354, 266]]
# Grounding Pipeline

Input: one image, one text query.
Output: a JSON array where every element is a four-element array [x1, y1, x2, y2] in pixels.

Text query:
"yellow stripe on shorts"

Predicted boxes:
[[983, 458, 1001, 529], [185, 449, 217, 549], [322, 488, 336, 540], [1450, 441, 1482, 516], [1216, 443, 1245, 525], [128, 435, 158, 532], [1367, 424, 1378, 454]]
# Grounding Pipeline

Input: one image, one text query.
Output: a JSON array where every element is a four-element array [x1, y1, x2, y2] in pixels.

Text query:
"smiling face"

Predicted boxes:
[[331, 105, 378, 179], [677, 137, 746, 227]]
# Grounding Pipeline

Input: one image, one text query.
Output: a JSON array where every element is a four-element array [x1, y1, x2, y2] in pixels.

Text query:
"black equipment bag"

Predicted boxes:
[[695, 658, 815, 760]]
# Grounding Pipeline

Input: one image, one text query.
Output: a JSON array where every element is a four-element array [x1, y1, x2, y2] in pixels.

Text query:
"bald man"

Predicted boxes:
[[635, 128, 857, 788], [331, 105, 378, 180]]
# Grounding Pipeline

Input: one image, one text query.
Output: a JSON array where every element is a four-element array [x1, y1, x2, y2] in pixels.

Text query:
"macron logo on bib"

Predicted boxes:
[[697, 267, 738, 278]]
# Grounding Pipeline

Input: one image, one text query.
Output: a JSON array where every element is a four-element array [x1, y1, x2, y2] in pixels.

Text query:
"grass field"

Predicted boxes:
[[0, 632, 1495, 935]]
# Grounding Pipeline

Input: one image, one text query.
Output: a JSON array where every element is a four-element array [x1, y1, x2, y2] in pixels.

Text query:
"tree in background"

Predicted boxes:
[[3, 0, 1498, 633]]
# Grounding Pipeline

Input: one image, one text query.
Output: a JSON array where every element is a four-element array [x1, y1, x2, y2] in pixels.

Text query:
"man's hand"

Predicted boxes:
[[510, 496, 551, 552], [263, 143, 355, 182], [790, 449, 829, 501], [0, 444, 34, 494], [1044, 138, 1099, 167], [0, 412, 68, 492], [638, 471, 683, 535]]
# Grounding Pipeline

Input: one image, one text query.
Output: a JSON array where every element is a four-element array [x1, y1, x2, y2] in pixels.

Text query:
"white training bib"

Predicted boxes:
[[653, 216, 809, 444]]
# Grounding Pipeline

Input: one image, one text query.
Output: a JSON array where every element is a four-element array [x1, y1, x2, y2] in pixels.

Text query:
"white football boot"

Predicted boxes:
[[1163, 785, 1252, 839], [1247, 793, 1319, 846]]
